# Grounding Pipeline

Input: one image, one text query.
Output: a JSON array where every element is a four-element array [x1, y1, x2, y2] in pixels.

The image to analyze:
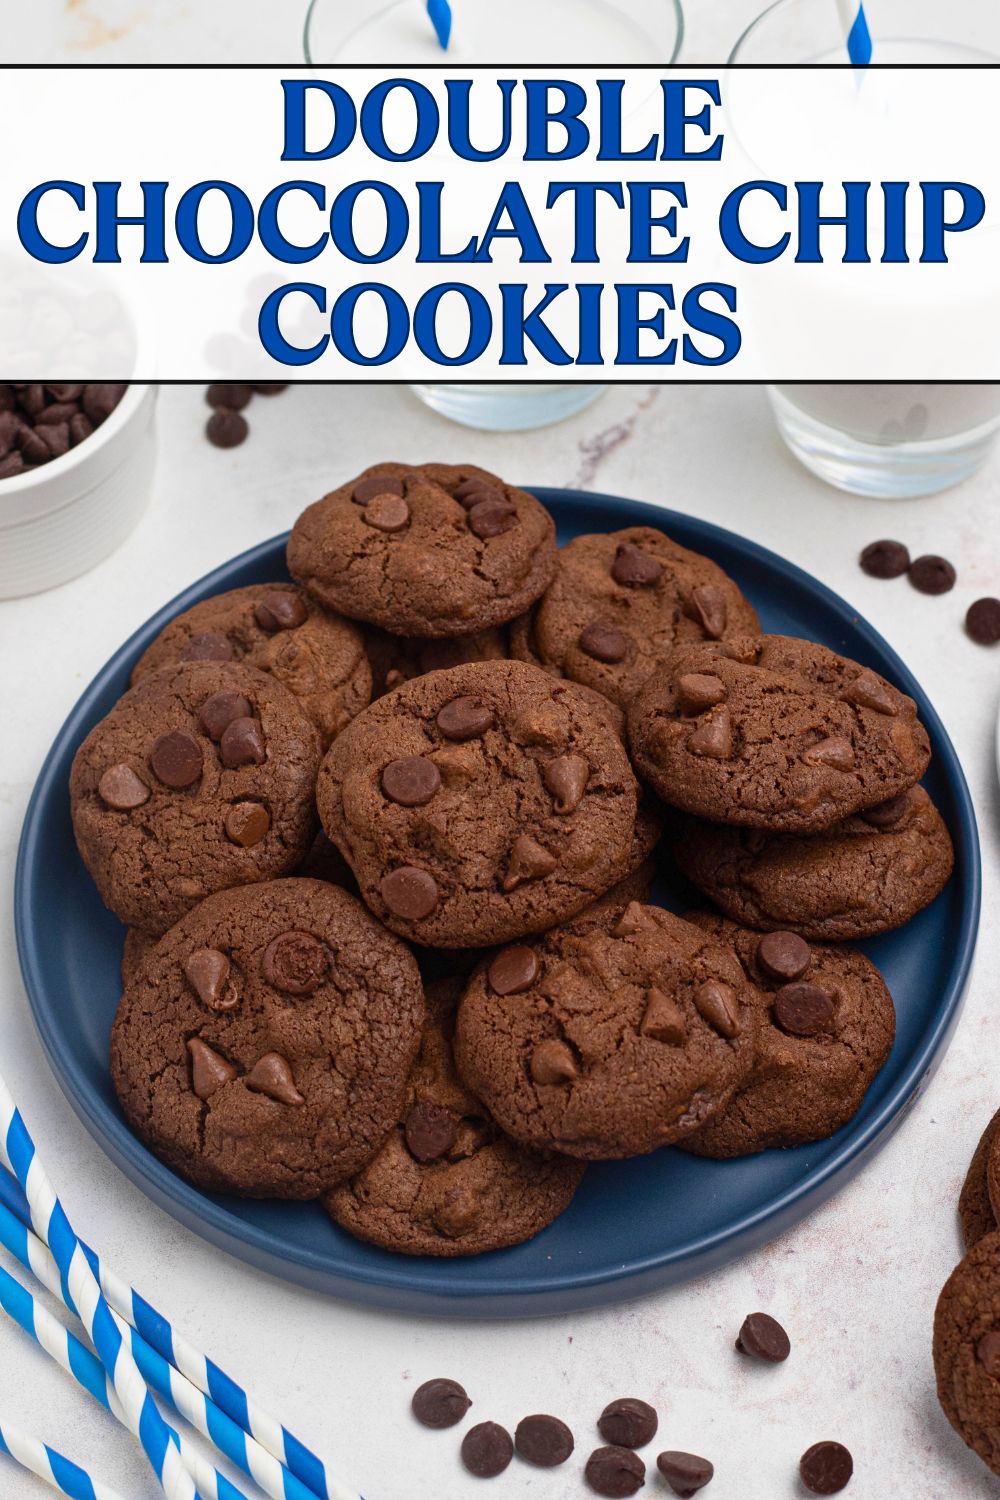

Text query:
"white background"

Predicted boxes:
[[1, 5, 1000, 1500]]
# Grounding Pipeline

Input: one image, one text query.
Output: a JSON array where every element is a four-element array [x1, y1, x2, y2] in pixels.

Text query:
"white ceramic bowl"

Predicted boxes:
[[0, 384, 158, 599]]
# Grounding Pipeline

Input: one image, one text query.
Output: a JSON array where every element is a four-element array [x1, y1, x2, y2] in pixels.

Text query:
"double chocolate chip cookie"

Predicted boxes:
[[325, 978, 585, 1255], [111, 879, 425, 1197], [365, 624, 509, 698], [287, 463, 557, 638], [671, 785, 954, 941], [454, 904, 754, 1159], [511, 526, 760, 708], [628, 635, 931, 833], [934, 1230, 1000, 1480], [132, 583, 371, 749], [317, 661, 638, 949], [681, 915, 895, 1157], [961, 1110, 1000, 1252]]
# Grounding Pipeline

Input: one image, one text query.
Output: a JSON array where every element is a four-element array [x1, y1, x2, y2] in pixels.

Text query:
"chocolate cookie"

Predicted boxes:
[[70, 661, 320, 935], [934, 1229, 1000, 1480], [961, 1110, 1000, 1251], [324, 978, 585, 1255], [671, 785, 953, 940], [317, 661, 638, 949], [681, 914, 895, 1157], [110, 879, 424, 1197], [287, 463, 557, 638], [131, 583, 371, 749], [628, 635, 931, 833], [121, 928, 157, 990], [514, 527, 760, 709], [365, 624, 508, 698], [453, 904, 754, 1159]]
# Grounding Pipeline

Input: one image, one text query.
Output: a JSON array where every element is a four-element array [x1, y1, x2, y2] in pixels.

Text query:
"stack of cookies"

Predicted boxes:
[[69, 462, 954, 1259]]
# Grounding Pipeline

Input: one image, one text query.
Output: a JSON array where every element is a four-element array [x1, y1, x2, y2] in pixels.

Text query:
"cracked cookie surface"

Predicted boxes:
[[110, 879, 425, 1198], [71, 661, 320, 935], [934, 1230, 1000, 1479], [131, 583, 371, 750], [317, 660, 638, 949], [453, 903, 755, 1160], [627, 634, 931, 832], [287, 463, 557, 638]]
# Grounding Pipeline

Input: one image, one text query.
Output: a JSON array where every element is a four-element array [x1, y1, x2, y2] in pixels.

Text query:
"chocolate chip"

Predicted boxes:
[[18, 424, 51, 465], [225, 801, 270, 847], [488, 946, 539, 996], [149, 730, 203, 789], [677, 673, 727, 714], [515, 1415, 574, 1468], [656, 1451, 714, 1497], [404, 1101, 459, 1163], [843, 671, 897, 716], [206, 383, 253, 411], [454, 477, 503, 509], [380, 867, 440, 920], [543, 754, 589, 814], [187, 1038, 236, 1100], [773, 982, 835, 1037], [909, 554, 956, 595], [736, 1312, 791, 1363], [860, 539, 910, 579], [69, 413, 94, 446], [503, 835, 557, 891], [219, 716, 266, 769], [461, 1422, 513, 1479], [585, 1446, 646, 1497], [434, 1184, 480, 1238], [98, 763, 150, 810], [437, 697, 493, 741], [967, 597, 1000, 645], [254, 591, 308, 632], [199, 691, 253, 742], [261, 931, 329, 994], [694, 980, 741, 1039], [977, 1331, 1000, 1377], [206, 409, 248, 449], [530, 1039, 578, 1085], [412, 1378, 471, 1429], [687, 709, 733, 760], [598, 1399, 658, 1450], [253, 383, 288, 396], [860, 793, 909, 828], [181, 632, 235, 664], [352, 474, 404, 506], [799, 1441, 853, 1495], [579, 622, 629, 665], [640, 988, 686, 1045], [756, 931, 811, 983], [184, 948, 235, 1011], [245, 1052, 304, 1105], [802, 736, 855, 771], [364, 493, 410, 532], [468, 499, 517, 539], [690, 584, 728, 639], [39, 422, 70, 459], [382, 756, 441, 807], [0, 450, 25, 479], [612, 542, 663, 587], [82, 384, 127, 424], [45, 384, 84, 403]]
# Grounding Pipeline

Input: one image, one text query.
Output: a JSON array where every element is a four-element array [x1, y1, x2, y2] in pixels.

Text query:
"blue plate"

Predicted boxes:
[[15, 490, 980, 1318]]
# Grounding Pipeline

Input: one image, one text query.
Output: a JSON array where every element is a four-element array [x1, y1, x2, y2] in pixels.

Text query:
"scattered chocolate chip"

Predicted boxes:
[[184, 948, 235, 1011], [206, 409, 248, 449], [219, 716, 266, 769], [254, 591, 308, 632], [598, 1399, 658, 1450], [149, 730, 203, 789], [461, 1422, 514, 1479], [437, 697, 493, 741], [756, 931, 811, 983], [802, 735, 856, 771], [405, 1101, 459, 1163], [640, 988, 686, 1045], [860, 793, 909, 828], [612, 542, 663, 588], [380, 866, 440, 920], [515, 1415, 574, 1468], [488, 946, 539, 996], [352, 474, 405, 506], [530, 1039, 578, 1086], [199, 691, 253, 742], [773, 982, 835, 1037], [253, 383, 289, 396], [468, 499, 517, 539], [206, 384, 253, 411], [977, 1331, 1000, 1377], [694, 980, 741, 1039], [181, 631, 235, 664], [690, 584, 728, 639], [687, 709, 733, 760], [543, 754, 590, 814], [736, 1312, 791, 1363], [657, 1451, 714, 1497], [967, 597, 1000, 645], [411, 1377, 472, 1429], [98, 763, 150, 810], [585, 1446, 646, 1497], [909, 554, 956, 595], [860, 539, 910, 579], [262, 931, 329, 994], [579, 622, 629, 665], [364, 493, 410, 532], [382, 756, 441, 807], [677, 673, 727, 714], [245, 1052, 305, 1105], [187, 1038, 236, 1100], [799, 1441, 853, 1495]]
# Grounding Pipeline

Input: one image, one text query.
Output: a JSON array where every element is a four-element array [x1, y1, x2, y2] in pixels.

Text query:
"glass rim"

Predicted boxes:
[[728, 0, 814, 65]]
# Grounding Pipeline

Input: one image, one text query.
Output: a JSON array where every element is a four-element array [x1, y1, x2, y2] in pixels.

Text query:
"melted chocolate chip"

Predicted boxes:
[[98, 764, 150, 810], [380, 867, 440, 920], [382, 756, 441, 807], [694, 980, 741, 1039], [149, 731, 203, 789], [181, 632, 235, 664], [364, 493, 410, 532], [255, 591, 308, 632], [219, 716, 266, 769], [353, 474, 404, 506], [437, 697, 493, 741], [579, 622, 629, 665], [488, 946, 540, 996], [261, 931, 329, 994], [543, 754, 590, 814], [224, 801, 270, 847], [773, 983, 835, 1037], [199, 692, 253, 742], [404, 1101, 460, 1163], [612, 542, 663, 587], [756, 931, 811, 983], [184, 948, 236, 1011], [245, 1052, 304, 1105], [468, 499, 517, 539], [860, 794, 909, 829], [188, 1038, 236, 1100]]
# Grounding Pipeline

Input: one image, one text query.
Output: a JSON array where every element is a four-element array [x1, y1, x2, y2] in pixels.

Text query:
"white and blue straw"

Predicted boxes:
[[0, 1416, 128, 1500], [427, 0, 452, 49], [836, 0, 873, 64]]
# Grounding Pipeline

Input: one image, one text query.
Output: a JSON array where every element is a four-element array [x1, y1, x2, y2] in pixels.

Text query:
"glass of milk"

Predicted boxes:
[[304, 0, 683, 429], [732, 0, 1000, 496]]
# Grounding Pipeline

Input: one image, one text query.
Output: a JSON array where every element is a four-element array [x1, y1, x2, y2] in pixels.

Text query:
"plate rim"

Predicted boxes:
[[14, 487, 982, 1316]]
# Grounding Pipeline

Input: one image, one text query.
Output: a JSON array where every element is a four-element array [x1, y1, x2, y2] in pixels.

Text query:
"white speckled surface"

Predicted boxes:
[[1, 5, 999, 1499]]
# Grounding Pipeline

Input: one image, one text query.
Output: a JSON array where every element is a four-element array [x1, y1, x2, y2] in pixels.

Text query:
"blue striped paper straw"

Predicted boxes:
[[427, 0, 452, 49], [0, 1079, 200, 1500], [0, 1416, 127, 1500], [0, 1168, 349, 1500], [837, 0, 873, 64], [0, 1259, 248, 1500]]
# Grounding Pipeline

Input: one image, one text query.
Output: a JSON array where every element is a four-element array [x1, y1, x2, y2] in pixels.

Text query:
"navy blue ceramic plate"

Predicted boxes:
[[16, 490, 980, 1318]]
